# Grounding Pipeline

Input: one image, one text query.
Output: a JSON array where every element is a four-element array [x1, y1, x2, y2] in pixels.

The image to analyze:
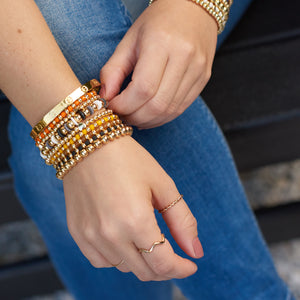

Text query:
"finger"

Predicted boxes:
[[150, 73, 208, 128], [134, 227, 198, 279], [107, 42, 168, 115], [123, 53, 188, 127], [73, 235, 131, 272], [141, 64, 209, 129], [72, 237, 113, 268], [167, 73, 208, 125], [124, 242, 171, 281], [74, 225, 133, 273], [151, 177, 203, 259], [111, 258, 131, 273], [133, 59, 206, 129], [100, 30, 137, 100], [90, 225, 168, 281]]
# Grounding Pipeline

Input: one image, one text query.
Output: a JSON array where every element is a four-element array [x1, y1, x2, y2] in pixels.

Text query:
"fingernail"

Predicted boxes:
[[99, 84, 106, 98], [192, 237, 204, 258]]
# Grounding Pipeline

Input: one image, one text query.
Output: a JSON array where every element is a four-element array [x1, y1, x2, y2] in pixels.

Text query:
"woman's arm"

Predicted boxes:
[[0, 0, 80, 126], [0, 0, 201, 281]]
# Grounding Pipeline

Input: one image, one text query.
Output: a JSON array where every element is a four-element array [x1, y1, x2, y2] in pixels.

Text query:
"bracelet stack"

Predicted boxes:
[[30, 79, 133, 180], [149, 0, 233, 34], [193, 0, 232, 33]]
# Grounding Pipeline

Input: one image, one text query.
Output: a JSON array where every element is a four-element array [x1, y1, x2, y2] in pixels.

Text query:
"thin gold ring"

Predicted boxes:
[[158, 194, 183, 214], [111, 259, 125, 268], [138, 234, 165, 253]]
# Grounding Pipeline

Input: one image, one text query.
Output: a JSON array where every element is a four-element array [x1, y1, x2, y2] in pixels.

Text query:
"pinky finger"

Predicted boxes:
[[111, 259, 131, 273], [76, 239, 131, 272], [79, 243, 111, 268]]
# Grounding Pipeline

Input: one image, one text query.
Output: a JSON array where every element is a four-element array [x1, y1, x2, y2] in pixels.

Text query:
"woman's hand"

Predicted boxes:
[[100, 0, 218, 129], [63, 137, 203, 281]]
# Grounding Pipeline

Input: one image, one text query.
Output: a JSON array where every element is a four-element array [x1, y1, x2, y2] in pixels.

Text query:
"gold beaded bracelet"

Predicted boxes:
[[31, 79, 133, 180], [148, 0, 232, 34], [55, 121, 124, 171], [54, 119, 123, 167], [195, 0, 231, 33], [46, 110, 115, 165], [55, 125, 133, 180]]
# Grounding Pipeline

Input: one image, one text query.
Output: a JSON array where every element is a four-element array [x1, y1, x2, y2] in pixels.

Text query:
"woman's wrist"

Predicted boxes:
[[28, 78, 133, 180]]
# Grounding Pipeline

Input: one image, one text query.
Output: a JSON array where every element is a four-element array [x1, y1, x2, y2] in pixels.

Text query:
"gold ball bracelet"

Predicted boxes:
[[30, 79, 133, 180], [149, 0, 233, 34]]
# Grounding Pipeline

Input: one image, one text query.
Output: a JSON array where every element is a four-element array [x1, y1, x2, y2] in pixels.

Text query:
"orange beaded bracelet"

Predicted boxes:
[[30, 79, 101, 140]]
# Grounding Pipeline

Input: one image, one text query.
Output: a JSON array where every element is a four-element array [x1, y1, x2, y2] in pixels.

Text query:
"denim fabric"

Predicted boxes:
[[8, 0, 295, 299]]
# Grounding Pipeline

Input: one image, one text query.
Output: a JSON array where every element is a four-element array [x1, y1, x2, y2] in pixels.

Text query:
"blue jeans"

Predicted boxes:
[[8, 0, 295, 299]]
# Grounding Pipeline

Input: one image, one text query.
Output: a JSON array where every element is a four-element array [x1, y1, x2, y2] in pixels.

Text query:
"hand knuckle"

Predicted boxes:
[[100, 63, 113, 77], [195, 55, 207, 70], [148, 100, 166, 115], [182, 212, 198, 231], [124, 214, 149, 234], [98, 225, 119, 244], [181, 42, 196, 58], [83, 225, 97, 243], [136, 79, 156, 99], [190, 216, 198, 229], [157, 30, 172, 44]]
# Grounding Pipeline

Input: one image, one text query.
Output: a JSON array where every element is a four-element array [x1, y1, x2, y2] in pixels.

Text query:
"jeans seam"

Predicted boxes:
[[116, 0, 133, 27]]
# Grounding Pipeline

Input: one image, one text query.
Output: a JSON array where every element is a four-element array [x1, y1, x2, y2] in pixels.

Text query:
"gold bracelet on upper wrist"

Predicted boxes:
[[30, 79, 101, 140], [148, 0, 233, 34]]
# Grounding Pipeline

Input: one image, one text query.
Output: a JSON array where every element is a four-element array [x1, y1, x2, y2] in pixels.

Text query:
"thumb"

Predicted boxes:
[[152, 180, 204, 259], [100, 32, 137, 101]]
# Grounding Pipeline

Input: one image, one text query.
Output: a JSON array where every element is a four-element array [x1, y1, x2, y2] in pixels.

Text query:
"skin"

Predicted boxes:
[[101, 0, 218, 129], [0, 0, 217, 281]]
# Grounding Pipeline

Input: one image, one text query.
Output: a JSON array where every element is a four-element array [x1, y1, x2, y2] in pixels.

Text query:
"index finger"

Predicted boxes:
[[108, 42, 168, 115]]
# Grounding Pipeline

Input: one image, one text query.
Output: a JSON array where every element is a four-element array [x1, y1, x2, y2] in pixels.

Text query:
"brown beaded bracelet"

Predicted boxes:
[[55, 121, 125, 171], [39, 97, 108, 158], [55, 125, 133, 179], [43, 110, 114, 165], [31, 79, 133, 180], [51, 114, 120, 167]]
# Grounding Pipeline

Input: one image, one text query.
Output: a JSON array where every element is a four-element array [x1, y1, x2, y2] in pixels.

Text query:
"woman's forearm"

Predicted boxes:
[[0, 0, 80, 126]]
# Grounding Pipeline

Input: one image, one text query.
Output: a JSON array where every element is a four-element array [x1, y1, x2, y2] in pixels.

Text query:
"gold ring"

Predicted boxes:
[[138, 234, 165, 253], [111, 259, 125, 268], [158, 194, 183, 214]]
